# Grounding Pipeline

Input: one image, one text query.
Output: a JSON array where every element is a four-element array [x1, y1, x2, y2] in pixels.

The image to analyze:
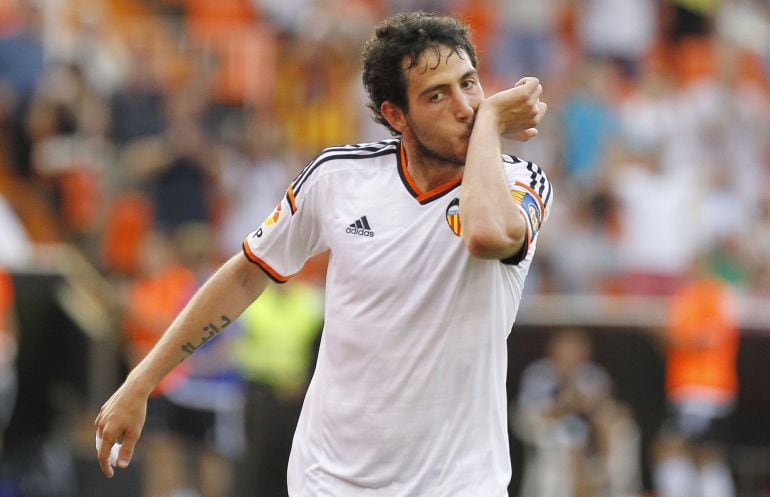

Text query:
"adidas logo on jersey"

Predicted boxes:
[[346, 216, 374, 237]]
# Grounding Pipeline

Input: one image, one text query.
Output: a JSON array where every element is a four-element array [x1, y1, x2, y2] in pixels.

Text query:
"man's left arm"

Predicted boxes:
[[459, 77, 547, 260]]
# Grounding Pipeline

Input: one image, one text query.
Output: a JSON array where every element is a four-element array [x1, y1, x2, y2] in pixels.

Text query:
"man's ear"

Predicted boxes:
[[380, 101, 407, 134]]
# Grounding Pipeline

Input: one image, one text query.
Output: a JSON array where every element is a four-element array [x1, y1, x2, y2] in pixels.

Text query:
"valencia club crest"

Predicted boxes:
[[445, 198, 462, 236]]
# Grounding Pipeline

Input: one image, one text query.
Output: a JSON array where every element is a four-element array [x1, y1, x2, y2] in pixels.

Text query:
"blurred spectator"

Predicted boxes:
[[384, 0, 450, 17], [162, 223, 246, 497], [746, 194, 770, 296], [0, 1, 44, 99], [490, 0, 564, 83], [609, 137, 698, 295], [716, 0, 770, 70], [121, 227, 245, 497], [559, 60, 620, 187], [293, 0, 375, 47], [26, 62, 112, 245], [256, 0, 313, 32], [575, 0, 657, 78], [653, 267, 739, 497], [0, 192, 31, 268], [538, 188, 619, 293], [0, 268, 17, 456], [99, 191, 155, 276], [615, 59, 673, 165], [120, 231, 198, 497], [232, 278, 323, 497], [275, 36, 360, 159], [49, 2, 129, 97], [512, 329, 641, 497], [109, 47, 166, 146], [122, 83, 219, 233], [698, 170, 752, 288], [183, 0, 276, 108], [708, 57, 770, 237], [658, 72, 723, 174], [0, 0, 45, 176], [217, 108, 290, 258], [664, 0, 719, 41]]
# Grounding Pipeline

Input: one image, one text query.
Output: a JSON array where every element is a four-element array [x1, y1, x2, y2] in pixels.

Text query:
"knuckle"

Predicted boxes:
[[101, 428, 117, 441]]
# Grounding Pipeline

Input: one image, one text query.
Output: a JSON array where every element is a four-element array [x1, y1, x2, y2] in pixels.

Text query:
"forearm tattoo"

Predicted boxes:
[[180, 314, 232, 359]]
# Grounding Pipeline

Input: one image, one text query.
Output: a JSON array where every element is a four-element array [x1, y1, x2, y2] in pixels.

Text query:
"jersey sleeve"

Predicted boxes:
[[500, 155, 554, 265], [242, 170, 328, 283]]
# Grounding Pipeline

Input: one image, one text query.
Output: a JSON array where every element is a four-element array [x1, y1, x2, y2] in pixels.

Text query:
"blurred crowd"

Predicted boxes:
[[0, 0, 768, 496], [0, 0, 767, 294]]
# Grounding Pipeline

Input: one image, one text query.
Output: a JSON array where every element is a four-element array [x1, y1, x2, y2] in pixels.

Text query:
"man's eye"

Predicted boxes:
[[430, 92, 444, 102], [462, 80, 477, 89]]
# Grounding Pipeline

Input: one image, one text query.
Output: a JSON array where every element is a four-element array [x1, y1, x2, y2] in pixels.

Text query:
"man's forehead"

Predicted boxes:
[[401, 45, 471, 74]]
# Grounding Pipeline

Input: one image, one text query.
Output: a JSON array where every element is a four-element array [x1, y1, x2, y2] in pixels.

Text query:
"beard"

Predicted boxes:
[[406, 117, 473, 167]]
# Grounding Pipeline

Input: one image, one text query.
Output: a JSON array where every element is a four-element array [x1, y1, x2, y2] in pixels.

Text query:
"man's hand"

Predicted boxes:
[[481, 77, 547, 141], [94, 381, 150, 477]]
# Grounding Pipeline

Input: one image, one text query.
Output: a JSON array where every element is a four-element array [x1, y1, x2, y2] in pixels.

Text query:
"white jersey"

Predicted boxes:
[[243, 139, 553, 497]]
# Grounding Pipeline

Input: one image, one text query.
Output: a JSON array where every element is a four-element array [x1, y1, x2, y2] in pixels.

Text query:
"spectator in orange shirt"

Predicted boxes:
[[121, 231, 198, 497], [654, 265, 739, 497], [122, 228, 244, 497]]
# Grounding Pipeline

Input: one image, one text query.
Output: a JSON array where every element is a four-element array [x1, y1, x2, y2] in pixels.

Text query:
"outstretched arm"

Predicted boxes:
[[94, 253, 270, 477], [460, 77, 547, 260]]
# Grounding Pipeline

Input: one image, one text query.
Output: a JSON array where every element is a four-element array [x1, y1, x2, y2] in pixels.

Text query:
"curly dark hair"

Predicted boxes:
[[361, 12, 478, 135]]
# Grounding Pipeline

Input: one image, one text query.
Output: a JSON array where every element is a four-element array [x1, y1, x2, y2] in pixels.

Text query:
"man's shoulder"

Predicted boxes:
[[289, 140, 399, 199], [315, 139, 400, 167], [501, 154, 546, 177], [298, 139, 398, 178], [502, 155, 554, 210]]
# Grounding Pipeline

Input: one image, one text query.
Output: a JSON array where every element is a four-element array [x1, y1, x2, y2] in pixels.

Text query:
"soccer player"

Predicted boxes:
[[95, 12, 552, 496]]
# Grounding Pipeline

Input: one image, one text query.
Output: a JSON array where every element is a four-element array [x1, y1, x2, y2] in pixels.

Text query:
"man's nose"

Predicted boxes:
[[451, 89, 474, 121]]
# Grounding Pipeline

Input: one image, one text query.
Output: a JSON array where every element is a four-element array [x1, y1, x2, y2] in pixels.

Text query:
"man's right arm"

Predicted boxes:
[[94, 252, 270, 477]]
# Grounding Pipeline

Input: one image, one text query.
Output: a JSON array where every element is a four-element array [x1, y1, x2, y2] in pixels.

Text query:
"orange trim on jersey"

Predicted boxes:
[[399, 143, 462, 204], [514, 181, 546, 215], [242, 241, 290, 283], [286, 185, 297, 214]]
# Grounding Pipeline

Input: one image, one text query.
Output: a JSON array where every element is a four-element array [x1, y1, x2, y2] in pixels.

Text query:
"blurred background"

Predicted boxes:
[[0, 0, 768, 496]]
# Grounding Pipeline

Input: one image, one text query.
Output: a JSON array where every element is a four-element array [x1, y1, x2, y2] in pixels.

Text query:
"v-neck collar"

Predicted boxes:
[[396, 142, 462, 205]]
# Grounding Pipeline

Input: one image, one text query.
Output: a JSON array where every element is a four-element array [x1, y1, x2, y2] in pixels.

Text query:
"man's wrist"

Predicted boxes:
[[475, 101, 503, 135], [124, 368, 158, 398]]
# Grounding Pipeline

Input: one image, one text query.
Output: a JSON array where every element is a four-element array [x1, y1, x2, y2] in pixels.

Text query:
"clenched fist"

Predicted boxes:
[[481, 77, 547, 142]]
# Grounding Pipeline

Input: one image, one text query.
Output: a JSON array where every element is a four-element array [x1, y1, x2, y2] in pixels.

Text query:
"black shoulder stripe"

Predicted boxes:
[[526, 161, 541, 191], [503, 154, 522, 164], [293, 146, 397, 196], [291, 141, 398, 191], [290, 158, 313, 186], [520, 160, 553, 211]]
